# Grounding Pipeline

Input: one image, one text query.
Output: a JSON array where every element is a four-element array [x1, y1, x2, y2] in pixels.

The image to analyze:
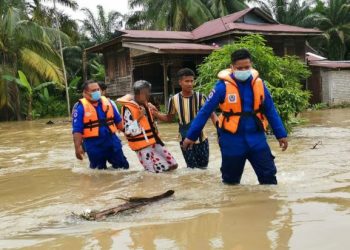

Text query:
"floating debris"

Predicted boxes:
[[311, 141, 322, 149], [77, 190, 175, 221]]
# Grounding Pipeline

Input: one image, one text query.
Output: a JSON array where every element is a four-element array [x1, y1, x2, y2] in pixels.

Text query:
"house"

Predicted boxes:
[[84, 7, 321, 105], [306, 52, 350, 105]]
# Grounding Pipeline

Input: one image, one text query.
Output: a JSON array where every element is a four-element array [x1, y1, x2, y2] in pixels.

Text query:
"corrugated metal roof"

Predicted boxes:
[[86, 7, 322, 53], [192, 8, 320, 39], [309, 61, 350, 69], [123, 42, 217, 54], [306, 52, 327, 61], [122, 30, 194, 40], [226, 23, 320, 34], [307, 52, 350, 69]]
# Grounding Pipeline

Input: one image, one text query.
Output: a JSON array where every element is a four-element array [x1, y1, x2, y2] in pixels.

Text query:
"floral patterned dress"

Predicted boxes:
[[123, 107, 177, 173]]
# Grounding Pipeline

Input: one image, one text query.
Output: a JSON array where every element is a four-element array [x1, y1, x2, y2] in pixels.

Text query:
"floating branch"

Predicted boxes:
[[77, 190, 175, 221], [311, 141, 322, 149]]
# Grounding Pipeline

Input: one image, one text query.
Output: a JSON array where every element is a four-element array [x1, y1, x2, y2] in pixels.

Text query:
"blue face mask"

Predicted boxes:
[[90, 90, 101, 101], [234, 70, 251, 82]]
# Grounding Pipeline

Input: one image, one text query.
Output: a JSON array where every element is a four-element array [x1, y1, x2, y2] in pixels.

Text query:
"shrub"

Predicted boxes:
[[196, 34, 311, 132]]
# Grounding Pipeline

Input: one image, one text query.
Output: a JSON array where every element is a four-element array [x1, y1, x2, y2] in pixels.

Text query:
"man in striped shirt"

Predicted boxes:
[[153, 68, 217, 169]]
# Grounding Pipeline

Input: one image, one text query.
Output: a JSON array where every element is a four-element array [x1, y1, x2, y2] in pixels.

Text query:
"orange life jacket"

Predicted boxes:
[[80, 96, 117, 138], [217, 69, 268, 134], [117, 95, 158, 151]]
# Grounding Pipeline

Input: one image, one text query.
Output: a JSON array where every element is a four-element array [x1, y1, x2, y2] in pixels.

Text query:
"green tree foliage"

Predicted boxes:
[[0, 5, 67, 120], [3, 71, 56, 120], [305, 0, 350, 60], [250, 0, 312, 26], [196, 35, 311, 131], [28, 0, 79, 43], [126, 0, 246, 30], [205, 0, 247, 17], [90, 60, 106, 81], [81, 5, 124, 43]]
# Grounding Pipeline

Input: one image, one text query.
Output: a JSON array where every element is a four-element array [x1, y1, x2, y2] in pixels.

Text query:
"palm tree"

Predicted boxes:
[[204, 0, 247, 17], [127, 0, 214, 31], [0, 6, 66, 120], [81, 5, 124, 43], [28, 0, 79, 43], [250, 0, 312, 26], [305, 0, 350, 60]]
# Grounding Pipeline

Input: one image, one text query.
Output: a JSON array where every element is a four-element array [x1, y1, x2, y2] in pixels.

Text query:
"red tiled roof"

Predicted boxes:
[[123, 42, 217, 54]]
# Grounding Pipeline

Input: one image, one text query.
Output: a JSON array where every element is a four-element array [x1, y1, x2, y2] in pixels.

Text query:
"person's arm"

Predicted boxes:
[[72, 104, 85, 160], [154, 112, 175, 122], [201, 94, 218, 127], [73, 133, 84, 160], [263, 83, 288, 151], [183, 81, 226, 149], [111, 100, 123, 130], [152, 97, 176, 122]]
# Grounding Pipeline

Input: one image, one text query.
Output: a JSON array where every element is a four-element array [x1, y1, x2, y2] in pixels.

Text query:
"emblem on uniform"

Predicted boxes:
[[208, 89, 215, 99], [228, 94, 237, 103]]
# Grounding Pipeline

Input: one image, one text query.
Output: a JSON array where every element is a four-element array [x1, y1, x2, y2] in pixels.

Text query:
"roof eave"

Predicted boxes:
[[159, 49, 215, 55], [85, 37, 123, 53], [195, 29, 322, 42]]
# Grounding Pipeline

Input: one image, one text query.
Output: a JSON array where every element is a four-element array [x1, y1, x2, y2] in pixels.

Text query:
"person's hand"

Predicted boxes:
[[278, 138, 288, 151], [182, 138, 195, 150], [75, 146, 85, 160], [148, 102, 158, 112]]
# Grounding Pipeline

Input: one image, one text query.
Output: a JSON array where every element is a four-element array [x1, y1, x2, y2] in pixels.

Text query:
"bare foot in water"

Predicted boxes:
[[168, 164, 178, 171]]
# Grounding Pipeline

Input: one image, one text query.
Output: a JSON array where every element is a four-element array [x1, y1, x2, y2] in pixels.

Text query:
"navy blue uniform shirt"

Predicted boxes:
[[72, 99, 123, 152], [186, 74, 287, 155]]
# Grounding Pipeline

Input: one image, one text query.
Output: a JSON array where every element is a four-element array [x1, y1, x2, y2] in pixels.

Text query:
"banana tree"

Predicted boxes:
[[3, 70, 56, 120]]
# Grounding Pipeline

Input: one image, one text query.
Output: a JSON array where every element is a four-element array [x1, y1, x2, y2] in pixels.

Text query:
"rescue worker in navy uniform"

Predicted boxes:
[[182, 49, 288, 184], [72, 80, 129, 170]]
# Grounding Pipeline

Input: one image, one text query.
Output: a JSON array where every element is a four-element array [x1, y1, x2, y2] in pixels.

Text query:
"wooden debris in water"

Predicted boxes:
[[78, 190, 175, 221], [311, 141, 322, 149]]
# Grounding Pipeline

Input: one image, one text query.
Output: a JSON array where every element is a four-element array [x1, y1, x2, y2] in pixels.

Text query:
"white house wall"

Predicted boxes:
[[321, 70, 350, 105]]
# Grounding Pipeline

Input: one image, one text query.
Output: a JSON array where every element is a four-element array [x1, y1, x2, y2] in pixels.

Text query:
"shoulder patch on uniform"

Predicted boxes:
[[208, 89, 215, 99]]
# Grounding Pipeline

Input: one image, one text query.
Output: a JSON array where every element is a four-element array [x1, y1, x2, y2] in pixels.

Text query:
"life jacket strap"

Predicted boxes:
[[222, 106, 265, 122], [83, 117, 115, 129], [127, 135, 155, 142]]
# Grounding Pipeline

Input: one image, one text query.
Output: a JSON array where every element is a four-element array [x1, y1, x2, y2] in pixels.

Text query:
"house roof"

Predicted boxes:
[[122, 30, 193, 40], [306, 52, 350, 69], [192, 8, 320, 40], [122, 42, 217, 55], [86, 7, 322, 53]]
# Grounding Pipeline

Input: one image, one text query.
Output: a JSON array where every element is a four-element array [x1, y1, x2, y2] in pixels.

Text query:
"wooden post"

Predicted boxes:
[[162, 60, 169, 105], [82, 50, 88, 83]]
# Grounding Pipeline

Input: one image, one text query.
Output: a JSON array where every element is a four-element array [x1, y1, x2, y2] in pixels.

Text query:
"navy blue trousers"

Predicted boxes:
[[180, 139, 209, 169], [86, 146, 129, 170], [220, 140, 277, 185]]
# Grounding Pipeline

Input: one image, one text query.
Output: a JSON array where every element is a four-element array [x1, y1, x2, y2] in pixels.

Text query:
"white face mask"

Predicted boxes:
[[234, 70, 252, 81]]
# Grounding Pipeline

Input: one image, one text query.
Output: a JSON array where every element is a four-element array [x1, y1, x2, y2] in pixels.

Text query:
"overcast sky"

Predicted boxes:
[[55, 0, 131, 21]]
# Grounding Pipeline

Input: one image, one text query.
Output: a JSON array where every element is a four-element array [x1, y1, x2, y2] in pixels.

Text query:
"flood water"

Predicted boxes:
[[0, 108, 350, 250]]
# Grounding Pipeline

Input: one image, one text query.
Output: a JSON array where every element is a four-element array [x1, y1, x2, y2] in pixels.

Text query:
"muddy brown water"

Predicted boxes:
[[0, 109, 350, 250]]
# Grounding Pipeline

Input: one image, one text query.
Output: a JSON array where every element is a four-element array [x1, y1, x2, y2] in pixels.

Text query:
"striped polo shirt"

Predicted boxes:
[[167, 92, 207, 142]]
